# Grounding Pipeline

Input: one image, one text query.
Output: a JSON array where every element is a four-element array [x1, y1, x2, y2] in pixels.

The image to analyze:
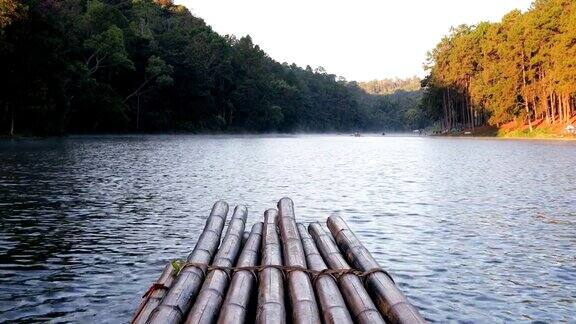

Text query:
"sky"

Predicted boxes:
[[175, 0, 533, 82]]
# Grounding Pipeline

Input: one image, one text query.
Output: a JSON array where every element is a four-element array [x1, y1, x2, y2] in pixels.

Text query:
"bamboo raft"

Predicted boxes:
[[132, 198, 426, 324]]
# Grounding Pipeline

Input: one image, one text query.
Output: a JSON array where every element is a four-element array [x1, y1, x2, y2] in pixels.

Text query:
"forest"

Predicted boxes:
[[0, 0, 424, 136], [422, 0, 576, 135]]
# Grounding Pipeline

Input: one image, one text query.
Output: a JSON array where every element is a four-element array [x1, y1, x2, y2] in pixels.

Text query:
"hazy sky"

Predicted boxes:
[[176, 0, 533, 81]]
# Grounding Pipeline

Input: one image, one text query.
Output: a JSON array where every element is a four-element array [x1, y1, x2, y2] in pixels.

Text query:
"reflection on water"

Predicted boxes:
[[0, 135, 575, 322]]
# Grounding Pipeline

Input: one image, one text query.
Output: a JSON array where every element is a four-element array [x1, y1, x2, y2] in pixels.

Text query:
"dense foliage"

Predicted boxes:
[[423, 0, 576, 132], [354, 83, 426, 131], [0, 0, 423, 136], [358, 77, 421, 95], [356, 77, 426, 131]]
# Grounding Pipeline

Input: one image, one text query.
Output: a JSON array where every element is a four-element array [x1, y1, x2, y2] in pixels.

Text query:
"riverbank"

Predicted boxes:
[[434, 134, 576, 142], [436, 119, 576, 141]]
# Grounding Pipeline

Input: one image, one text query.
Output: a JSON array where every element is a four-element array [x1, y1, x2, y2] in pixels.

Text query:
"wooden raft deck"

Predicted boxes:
[[132, 198, 426, 324]]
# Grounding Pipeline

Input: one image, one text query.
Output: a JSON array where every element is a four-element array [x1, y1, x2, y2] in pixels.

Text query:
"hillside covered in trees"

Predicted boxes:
[[359, 77, 421, 96], [0, 0, 424, 136], [357, 77, 427, 131], [422, 0, 576, 135]]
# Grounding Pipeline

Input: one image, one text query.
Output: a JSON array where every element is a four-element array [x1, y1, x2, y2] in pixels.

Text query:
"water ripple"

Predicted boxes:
[[1, 135, 575, 322]]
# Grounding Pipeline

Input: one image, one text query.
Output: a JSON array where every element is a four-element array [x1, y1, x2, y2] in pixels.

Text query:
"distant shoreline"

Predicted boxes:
[[431, 134, 576, 141], [2, 132, 575, 141], [431, 124, 576, 141]]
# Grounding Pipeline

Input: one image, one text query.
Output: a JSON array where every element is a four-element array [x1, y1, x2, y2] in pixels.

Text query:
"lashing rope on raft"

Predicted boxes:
[[138, 260, 396, 313], [142, 283, 170, 298], [173, 261, 395, 283], [142, 260, 395, 297]]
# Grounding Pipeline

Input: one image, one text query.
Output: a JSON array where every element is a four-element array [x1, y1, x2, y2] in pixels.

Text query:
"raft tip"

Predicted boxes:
[[326, 214, 344, 223], [277, 197, 293, 204], [234, 204, 248, 211], [213, 200, 229, 207]]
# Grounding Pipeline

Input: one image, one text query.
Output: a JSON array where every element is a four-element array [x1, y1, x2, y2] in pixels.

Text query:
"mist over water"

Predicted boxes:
[[1, 135, 575, 322]]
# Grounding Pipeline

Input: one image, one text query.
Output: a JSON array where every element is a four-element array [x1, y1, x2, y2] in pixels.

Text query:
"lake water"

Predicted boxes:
[[0, 135, 575, 323]]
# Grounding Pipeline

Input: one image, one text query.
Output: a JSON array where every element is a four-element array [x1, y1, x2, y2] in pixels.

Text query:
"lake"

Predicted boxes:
[[0, 135, 575, 322]]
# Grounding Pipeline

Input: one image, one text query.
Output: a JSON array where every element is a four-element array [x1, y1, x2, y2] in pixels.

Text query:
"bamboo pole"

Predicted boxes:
[[308, 223, 385, 324], [326, 215, 426, 324], [185, 205, 248, 324], [217, 222, 263, 324], [256, 209, 286, 324], [276, 198, 321, 324], [131, 263, 175, 324], [297, 223, 353, 324], [147, 201, 229, 324]]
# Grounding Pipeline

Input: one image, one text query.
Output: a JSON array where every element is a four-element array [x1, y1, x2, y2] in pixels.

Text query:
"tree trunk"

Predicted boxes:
[[521, 62, 532, 132], [442, 90, 448, 132], [565, 95, 568, 122], [569, 96, 572, 121], [447, 89, 452, 131], [556, 92, 562, 124], [9, 105, 14, 137], [136, 95, 140, 130], [525, 100, 532, 132], [229, 107, 234, 127], [543, 95, 550, 124], [550, 92, 556, 124], [466, 82, 474, 133]]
